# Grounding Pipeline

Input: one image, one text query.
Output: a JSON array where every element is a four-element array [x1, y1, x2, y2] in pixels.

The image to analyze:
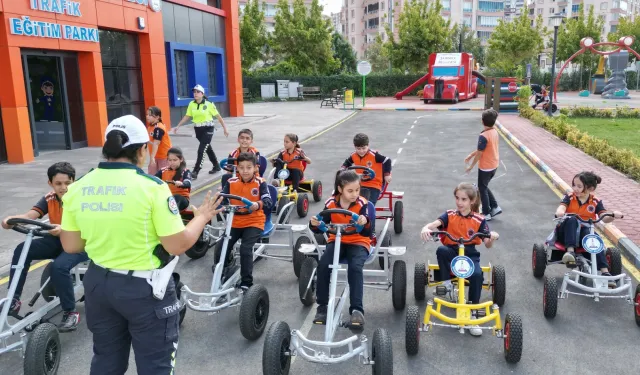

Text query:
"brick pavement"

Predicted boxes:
[[497, 114, 640, 245]]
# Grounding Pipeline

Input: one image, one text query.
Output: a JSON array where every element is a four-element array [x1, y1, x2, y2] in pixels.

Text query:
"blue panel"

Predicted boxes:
[[459, 66, 465, 76], [165, 41, 228, 107], [432, 67, 459, 76]]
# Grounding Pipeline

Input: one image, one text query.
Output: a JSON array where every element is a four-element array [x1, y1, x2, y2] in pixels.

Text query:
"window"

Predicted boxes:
[[207, 0, 221, 8], [610, 24, 617, 32], [549, 7, 554, 13], [477, 15, 502, 26], [352, 23, 355, 32], [572, 4, 579, 12], [351, 9, 354, 18], [601, 2, 608, 9], [351, 37, 355, 44], [463, 15, 472, 25], [478, 1, 504, 12], [477, 30, 493, 40], [265, 4, 276, 16], [99, 30, 145, 123], [174, 51, 191, 99], [207, 54, 219, 96], [464, 1, 473, 11], [537, 8, 543, 14], [442, 0, 451, 10]]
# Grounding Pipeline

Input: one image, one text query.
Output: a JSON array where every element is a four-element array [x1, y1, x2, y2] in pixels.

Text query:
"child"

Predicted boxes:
[[1, 162, 88, 332], [272, 133, 312, 190], [341, 133, 391, 206], [221, 129, 261, 189], [155, 147, 192, 211], [146, 106, 172, 175], [310, 170, 372, 329], [464, 108, 502, 221], [420, 183, 499, 336], [220, 152, 272, 290], [554, 171, 622, 285]]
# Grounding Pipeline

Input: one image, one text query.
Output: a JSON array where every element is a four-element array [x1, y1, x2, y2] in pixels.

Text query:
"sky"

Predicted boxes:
[[321, 0, 342, 15]]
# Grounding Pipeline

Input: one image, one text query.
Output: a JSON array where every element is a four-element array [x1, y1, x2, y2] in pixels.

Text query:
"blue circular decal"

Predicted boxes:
[[581, 234, 604, 254], [278, 169, 290, 180], [451, 256, 475, 279]]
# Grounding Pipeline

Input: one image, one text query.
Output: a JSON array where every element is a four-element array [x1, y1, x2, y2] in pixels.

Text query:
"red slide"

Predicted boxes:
[[394, 73, 430, 100]]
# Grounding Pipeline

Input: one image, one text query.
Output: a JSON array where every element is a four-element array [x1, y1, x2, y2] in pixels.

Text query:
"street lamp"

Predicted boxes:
[[548, 13, 565, 116]]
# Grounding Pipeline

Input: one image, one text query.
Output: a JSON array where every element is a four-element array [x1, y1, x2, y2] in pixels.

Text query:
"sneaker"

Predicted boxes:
[[210, 165, 221, 174], [350, 310, 365, 329], [192, 170, 199, 180], [601, 272, 617, 288], [8, 298, 21, 317], [490, 206, 502, 217], [484, 214, 492, 221], [313, 305, 328, 325], [562, 251, 576, 267], [468, 312, 482, 336], [59, 311, 80, 332]]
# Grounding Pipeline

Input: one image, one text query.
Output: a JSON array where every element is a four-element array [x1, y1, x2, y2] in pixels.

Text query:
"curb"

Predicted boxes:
[[496, 119, 640, 269], [337, 107, 485, 112]]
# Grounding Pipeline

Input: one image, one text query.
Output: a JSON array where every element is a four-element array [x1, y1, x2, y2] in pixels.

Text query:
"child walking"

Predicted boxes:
[[272, 133, 312, 190], [155, 147, 192, 211]]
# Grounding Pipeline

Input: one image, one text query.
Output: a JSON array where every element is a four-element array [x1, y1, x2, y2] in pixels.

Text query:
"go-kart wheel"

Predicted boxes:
[[314, 233, 327, 246], [277, 196, 290, 224], [262, 321, 291, 375], [299, 257, 317, 306], [532, 243, 547, 278], [239, 284, 270, 340], [414, 263, 427, 301], [311, 180, 322, 202], [405, 306, 421, 355], [392, 260, 407, 310], [379, 231, 391, 269], [40, 262, 57, 303], [372, 328, 393, 375], [503, 313, 523, 364], [634, 284, 640, 327], [185, 233, 211, 260], [543, 276, 558, 318], [293, 236, 311, 278], [606, 247, 622, 276], [213, 240, 224, 265], [23, 322, 61, 375], [491, 265, 506, 307], [393, 200, 403, 234], [296, 194, 309, 218], [175, 281, 187, 327]]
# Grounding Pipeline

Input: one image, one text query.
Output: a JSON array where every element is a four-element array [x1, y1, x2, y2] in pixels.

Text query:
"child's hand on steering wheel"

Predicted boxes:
[[250, 202, 260, 211], [357, 215, 367, 226], [310, 216, 320, 227], [613, 210, 624, 219], [489, 231, 500, 242], [1, 216, 14, 230], [420, 225, 433, 242], [384, 175, 392, 184]]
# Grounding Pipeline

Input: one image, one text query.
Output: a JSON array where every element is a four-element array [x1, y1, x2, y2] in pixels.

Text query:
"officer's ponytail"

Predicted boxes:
[[102, 130, 145, 165]]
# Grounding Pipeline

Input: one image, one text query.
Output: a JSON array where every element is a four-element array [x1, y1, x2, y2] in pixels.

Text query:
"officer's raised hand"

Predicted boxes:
[[192, 191, 224, 220]]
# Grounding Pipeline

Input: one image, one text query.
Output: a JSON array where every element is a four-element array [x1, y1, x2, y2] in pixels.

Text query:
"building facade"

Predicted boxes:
[[0, 0, 243, 164]]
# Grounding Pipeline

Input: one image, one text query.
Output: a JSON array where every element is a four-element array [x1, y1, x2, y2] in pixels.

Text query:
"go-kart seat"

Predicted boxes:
[[261, 185, 278, 238], [259, 155, 267, 177], [552, 241, 586, 254], [339, 202, 378, 266]]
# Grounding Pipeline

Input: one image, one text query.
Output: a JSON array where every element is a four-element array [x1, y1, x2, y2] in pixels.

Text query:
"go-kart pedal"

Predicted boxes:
[[562, 251, 577, 268]]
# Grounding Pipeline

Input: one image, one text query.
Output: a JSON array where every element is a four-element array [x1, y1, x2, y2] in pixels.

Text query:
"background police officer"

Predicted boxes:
[[173, 84, 229, 180], [60, 115, 223, 375]]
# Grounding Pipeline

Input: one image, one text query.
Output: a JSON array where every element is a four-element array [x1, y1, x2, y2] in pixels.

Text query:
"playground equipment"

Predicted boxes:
[[483, 77, 521, 113], [395, 52, 483, 103], [588, 55, 607, 95], [602, 50, 630, 99]]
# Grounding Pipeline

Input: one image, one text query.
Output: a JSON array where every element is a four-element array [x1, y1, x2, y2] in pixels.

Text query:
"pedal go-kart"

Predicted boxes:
[[407, 231, 523, 364], [0, 218, 87, 375], [179, 193, 270, 340], [532, 213, 637, 322], [267, 156, 322, 220], [262, 209, 398, 375]]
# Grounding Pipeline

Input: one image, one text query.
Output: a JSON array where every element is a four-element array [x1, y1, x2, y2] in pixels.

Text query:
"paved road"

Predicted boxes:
[[1, 112, 638, 374]]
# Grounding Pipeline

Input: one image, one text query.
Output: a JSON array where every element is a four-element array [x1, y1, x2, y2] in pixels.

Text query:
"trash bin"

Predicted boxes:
[[277, 80, 290, 99], [261, 83, 276, 99]]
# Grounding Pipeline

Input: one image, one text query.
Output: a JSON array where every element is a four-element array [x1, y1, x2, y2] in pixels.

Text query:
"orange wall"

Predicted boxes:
[[0, 0, 169, 163], [222, 0, 243, 117]]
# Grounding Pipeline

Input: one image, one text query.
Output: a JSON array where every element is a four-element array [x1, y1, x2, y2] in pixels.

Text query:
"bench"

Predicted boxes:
[[243, 88, 254, 103], [298, 86, 321, 100], [321, 88, 346, 108]]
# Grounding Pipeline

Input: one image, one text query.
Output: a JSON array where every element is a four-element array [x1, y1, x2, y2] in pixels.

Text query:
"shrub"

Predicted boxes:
[[561, 105, 640, 119]]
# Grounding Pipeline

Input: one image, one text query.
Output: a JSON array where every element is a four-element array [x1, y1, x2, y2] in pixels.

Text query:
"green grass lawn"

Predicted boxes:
[[567, 117, 640, 157]]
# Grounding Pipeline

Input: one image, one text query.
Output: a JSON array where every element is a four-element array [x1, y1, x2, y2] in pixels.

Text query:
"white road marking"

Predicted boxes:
[[515, 159, 524, 173], [397, 148, 403, 154], [501, 160, 507, 172], [493, 173, 507, 180], [413, 120, 417, 124], [417, 115, 432, 118], [407, 131, 411, 136], [392, 159, 397, 166], [403, 138, 407, 144], [411, 125, 415, 129]]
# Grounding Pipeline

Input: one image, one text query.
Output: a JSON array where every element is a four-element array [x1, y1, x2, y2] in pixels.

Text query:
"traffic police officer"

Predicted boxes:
[[60, 115, 223, 375]]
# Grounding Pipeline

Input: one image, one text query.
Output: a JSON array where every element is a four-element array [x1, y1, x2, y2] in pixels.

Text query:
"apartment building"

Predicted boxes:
[[238, 0, 313, 32], [331, 11, 344, 33]]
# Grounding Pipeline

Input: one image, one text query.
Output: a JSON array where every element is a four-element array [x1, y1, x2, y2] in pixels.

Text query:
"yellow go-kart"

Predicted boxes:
[[406, 230, 523, 364], [268, 156, 322, 221]]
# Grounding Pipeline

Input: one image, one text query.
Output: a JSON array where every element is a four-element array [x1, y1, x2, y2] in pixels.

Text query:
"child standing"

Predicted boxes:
[[341, 133, 392, 206], [220, 152, 272, 290], [465, 109, 502, 221], [146, 106, 172, 175], [155, 147, 192, 211], [221, 129, 261, 189], [310, 170, 373, 329], [272, 134, 312, 190], [420, 183, 499, 336]]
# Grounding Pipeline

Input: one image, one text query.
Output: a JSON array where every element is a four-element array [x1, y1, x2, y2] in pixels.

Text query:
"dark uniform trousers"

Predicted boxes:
[[223, 227, 263, 286], [83, 262, 180, 375]]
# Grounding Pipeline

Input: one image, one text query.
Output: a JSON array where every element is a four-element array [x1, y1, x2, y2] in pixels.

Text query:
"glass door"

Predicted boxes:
[[62, 56, 87, 148]]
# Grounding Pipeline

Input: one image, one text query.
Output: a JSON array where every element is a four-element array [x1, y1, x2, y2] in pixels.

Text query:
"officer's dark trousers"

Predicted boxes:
[[193, 126, 218, 172], [224, 227, 263, 286], [316, 242, 368, 315], [9, 236, 88, 311], [556, 217, 609, 269], [436, 245, 483, 304], [83, 263, 180, 375]]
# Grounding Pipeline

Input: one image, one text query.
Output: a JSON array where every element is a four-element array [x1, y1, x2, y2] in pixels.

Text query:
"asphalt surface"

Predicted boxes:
[[1, 111, 638, 374]]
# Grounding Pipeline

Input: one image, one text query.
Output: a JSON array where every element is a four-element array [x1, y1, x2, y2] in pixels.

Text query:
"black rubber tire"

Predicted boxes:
[[296, 194, 309, 218], [312, 180, 322, 202], [606, 247, 622, 276], [239, 284, 270, 340], [298, 257, 317, 306], [543, 276, 558, 318], [634, 284, 640, 327], [414, 263, 427, 301], [39, 263, 57, 303], [372, 328, 394, 375], [379, 231, 391, 270], [392, 260, 407, 310], [393, 201, 403, 234], [405, 305, 421, 355], [503, 313, 523, 364], [175, 281, 187, 326], [314, 233, 327, 246], [23, 322, 60, 375], [185, 233, 210, 260], [293, 236, 311, 278], [492, 265, 506, 307], [262, 321, 291, 375], [532, 243, 547, 278]]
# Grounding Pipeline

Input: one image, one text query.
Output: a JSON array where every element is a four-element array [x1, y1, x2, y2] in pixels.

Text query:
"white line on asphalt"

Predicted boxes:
[[413, 120, 417, 124], [501, 160, 507, 172], [290, 308, 316, 366], [515, 159, 524, 172], [417, 115, 432, 118], [397, 148, 403, 154], [411, 125, 414, 129], [392, 159, 397, 166], [407, 131, 411, 136], [403, 138, 407, 144], [493, 173, 507, 180]]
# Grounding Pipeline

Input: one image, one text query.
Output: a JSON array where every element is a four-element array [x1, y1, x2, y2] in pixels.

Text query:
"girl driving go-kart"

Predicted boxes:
[[272, 134, 312, 191], [155, 147, 192, 211]]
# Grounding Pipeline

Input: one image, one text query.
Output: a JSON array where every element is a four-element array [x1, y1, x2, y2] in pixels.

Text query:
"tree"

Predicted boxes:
[[384, 0, 453, 73], [366, 35, 392, 72], [608, 16, 640, 57], [271, 0, 338, 74], [331, 32, 357, 73], [239, 0, 268, 70], [486, 12, 547, 75], [555, 4, 604, 67], [450, 24, 486, 66]]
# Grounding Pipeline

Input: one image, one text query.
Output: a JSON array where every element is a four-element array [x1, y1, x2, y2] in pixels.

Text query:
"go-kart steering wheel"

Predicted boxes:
[[221, 157, 238, 173], [219, 193, 256, 215], [314, 208, 364, 235], [6, 218, 56, 237], [346, 166, 376, 182]]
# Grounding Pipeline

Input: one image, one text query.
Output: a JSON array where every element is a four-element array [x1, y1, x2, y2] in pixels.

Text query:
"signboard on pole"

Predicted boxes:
[[526, 63, 532, 78], [357, 61, 372, 108], [344, 89, 354, 109]]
